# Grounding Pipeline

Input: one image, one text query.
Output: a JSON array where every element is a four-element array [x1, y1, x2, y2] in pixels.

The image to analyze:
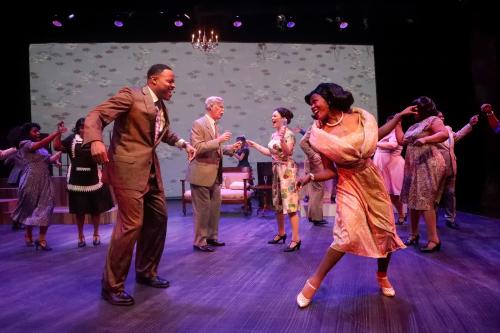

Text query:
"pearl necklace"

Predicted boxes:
[[325, 112, 344, 127]]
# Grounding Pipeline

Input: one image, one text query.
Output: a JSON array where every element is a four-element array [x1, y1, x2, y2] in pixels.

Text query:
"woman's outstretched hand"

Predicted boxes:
[[247, 139, 257, 148], [397, 105, 418, 119]]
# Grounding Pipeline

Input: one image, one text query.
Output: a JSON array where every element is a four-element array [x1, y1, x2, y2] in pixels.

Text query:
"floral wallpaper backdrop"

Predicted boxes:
[[29, 42, 376, 197]]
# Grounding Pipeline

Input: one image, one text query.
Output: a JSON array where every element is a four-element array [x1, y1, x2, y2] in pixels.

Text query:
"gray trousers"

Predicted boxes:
[[191, 181, 221, 246], [304, 158, 324, 221], [442, 173, 456, 222]]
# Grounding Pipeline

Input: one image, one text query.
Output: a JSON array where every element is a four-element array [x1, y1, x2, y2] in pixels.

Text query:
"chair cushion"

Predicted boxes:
[[220, 188, 254, 200], [183, 188, 254, 201], [229, 181, 246, 190], [224, 172, 250, 188]]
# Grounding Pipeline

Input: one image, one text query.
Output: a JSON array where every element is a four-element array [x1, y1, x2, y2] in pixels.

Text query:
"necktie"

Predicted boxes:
[[214, 122, 219, 138], [154, 101, 165, 141], [214, 122, 222, 157]]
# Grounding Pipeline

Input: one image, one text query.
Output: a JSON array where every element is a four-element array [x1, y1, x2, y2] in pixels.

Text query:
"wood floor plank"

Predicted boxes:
[[0, 201, 499, 332]]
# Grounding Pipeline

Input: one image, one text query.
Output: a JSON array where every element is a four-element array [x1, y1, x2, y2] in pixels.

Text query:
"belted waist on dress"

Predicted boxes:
[[338, 158, 372, 172], [272, 159, 295, 166]]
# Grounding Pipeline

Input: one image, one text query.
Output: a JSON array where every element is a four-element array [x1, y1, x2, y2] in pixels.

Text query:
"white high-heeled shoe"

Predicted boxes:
[[376, 275, 395, 297], [296, 280, 317, 308]]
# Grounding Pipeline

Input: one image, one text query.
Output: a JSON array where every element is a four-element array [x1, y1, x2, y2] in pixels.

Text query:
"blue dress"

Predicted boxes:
[[11, 140, 55, 226]]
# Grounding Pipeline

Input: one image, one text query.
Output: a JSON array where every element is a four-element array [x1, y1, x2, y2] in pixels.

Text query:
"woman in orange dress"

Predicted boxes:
[[296, 83, 406, 308]]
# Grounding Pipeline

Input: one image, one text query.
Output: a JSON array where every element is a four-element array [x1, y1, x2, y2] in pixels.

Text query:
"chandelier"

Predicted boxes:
[[191, 29, 219, 53]]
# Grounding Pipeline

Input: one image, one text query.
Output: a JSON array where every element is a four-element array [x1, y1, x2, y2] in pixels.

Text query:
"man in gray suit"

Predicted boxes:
[[187, 96, 241, 252], [300, 127, 327, 225]]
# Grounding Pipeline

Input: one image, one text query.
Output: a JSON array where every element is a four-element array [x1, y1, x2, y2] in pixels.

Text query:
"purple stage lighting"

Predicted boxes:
[[174, 20, 184, 27], [339, 21, 348, 29], [233, 20, 242, 28], [52, 20, 63, 27], [286, 21, 295, 28], [114, 20, 124, 28]]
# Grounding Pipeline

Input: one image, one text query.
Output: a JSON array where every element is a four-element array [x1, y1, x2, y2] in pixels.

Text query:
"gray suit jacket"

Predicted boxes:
[[186, 116, 234, 187], [439, 124, 473, 175], [300, 127, 324, 173]]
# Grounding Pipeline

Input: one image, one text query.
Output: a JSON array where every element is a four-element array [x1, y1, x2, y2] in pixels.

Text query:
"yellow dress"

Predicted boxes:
[[309, 108, 405, 258]]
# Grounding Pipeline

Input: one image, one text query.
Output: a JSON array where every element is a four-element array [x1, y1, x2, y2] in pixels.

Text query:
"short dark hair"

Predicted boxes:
[[73, 118, 85, 134], [305, 83, 354, 112], [275, 107, 294, 124], [19, 122, 41, 147], [147, 64, 172, 79], [412, 96, 438, 120]]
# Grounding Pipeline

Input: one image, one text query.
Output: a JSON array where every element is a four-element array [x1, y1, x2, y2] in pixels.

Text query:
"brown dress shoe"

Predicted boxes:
[[207, 239, 225, 246], [101, 288, 135, 306], [136, 276, 170, 288]]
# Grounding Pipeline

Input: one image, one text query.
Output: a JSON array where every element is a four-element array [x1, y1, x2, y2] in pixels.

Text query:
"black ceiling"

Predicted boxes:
[[5, 0, 494, 45]]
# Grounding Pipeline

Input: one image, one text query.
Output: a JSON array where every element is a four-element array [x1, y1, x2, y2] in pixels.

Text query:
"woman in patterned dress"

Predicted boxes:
[[247, 107, 301, 252], [11, 122, 66, 251], [295, 83, 406, 308], [54, 118, 114, 248], [397, 96, 449, 252]]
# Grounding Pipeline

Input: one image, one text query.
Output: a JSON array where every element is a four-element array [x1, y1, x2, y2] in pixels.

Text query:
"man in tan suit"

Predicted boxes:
[[187, 96, 240, 252], [84, 64, 195, 306]]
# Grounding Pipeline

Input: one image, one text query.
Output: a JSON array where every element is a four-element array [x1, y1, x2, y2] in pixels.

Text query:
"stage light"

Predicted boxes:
[[68, 13, 75, 20], [174, 14, 184, 27], [114, 20, 124, 28], [276, 14, 295, 31], [336, 17, 348, 30], [51, 15, 63, 27], [276, 14, 285, 26], [233, 16, 242, 28]]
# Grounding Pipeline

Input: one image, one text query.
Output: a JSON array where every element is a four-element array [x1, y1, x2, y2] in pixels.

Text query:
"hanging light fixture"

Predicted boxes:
[[191, 29, 219, 53]]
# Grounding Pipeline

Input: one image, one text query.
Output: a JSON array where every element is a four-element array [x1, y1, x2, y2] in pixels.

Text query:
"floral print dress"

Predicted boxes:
[[268, 128, 299, 214], [400, 116, 446, 210]]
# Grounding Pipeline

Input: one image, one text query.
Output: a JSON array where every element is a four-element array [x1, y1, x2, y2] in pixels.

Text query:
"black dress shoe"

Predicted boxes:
[[284, 240, 302, 252], [193, 245, 215, 252], [207, 239, 225, 246], [404, 234, 420, 246], [136, 275, 170, 288], [312, 220, 328, 226], [12, 221, 25, 231], [420, 241, 441, 253], [101, 288, 135, 306], [446, 221, 460, 229]]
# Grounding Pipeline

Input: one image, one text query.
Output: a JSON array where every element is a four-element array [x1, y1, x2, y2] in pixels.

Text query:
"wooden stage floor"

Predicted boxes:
[[1, 200, 499, 333]]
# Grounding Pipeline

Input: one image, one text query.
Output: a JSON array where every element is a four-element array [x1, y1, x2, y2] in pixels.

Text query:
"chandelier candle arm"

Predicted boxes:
[[191, 28, 219, 53]]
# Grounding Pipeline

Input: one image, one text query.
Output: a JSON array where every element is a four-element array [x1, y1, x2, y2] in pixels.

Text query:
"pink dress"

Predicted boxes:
[[373, 130, 405, 195], [309, 108, 405, 258]]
